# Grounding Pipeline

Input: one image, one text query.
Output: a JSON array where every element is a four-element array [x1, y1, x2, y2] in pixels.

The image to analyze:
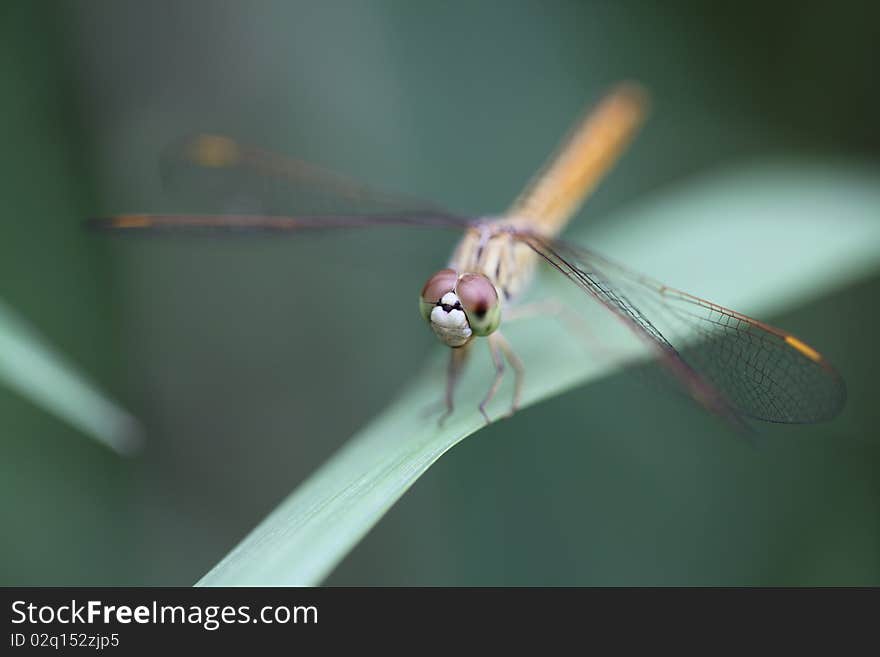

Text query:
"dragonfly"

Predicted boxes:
[[92, 83, 846, 427]]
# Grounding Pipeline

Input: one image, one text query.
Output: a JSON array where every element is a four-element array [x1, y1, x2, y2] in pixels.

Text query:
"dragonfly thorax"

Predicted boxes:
[[419, 269, 502, 348]]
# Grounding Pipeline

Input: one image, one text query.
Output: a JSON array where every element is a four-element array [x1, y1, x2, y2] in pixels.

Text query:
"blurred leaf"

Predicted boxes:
[[0, 299, 142, 456], [197, 160, 880, 586]]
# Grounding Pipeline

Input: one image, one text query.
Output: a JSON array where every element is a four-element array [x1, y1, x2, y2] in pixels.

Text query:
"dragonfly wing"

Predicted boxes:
[[93, 134, 475, 233], [88, 212, 474, 233], [160, 133, 457, 217], [519, 233, 846, 424]]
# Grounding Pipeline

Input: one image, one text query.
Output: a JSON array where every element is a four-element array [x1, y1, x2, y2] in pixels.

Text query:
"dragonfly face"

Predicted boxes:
[[419, 269, 502, 348]]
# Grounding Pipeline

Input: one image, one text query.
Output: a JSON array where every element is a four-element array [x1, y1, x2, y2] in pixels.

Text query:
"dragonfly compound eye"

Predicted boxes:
[[456, 273, 501, 337], [419, 268, 459, 322]]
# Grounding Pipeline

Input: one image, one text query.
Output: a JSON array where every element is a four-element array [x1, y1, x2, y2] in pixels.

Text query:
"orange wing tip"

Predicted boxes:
[[186, 134, 240, 168], [106, 215, 153, 229], [784, 335, 823, 363]]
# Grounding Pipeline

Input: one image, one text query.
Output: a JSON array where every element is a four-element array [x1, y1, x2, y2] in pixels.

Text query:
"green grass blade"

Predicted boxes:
[[0, 299, 142, 456], [197, 161, 880, 586]]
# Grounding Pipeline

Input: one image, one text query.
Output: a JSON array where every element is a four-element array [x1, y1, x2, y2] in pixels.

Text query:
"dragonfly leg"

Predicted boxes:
[[479, 336, 506, 424], [491, 331, 524, 417], [436, 343, 471, 426]]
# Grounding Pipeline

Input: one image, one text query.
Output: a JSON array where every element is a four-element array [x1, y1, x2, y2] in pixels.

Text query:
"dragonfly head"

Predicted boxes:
[[419, 269, 502, 347]]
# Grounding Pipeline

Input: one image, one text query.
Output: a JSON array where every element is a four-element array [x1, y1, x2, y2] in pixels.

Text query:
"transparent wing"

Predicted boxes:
[[88, 212, 474, 233], [92, 133, 476, 233], [159, 133, 456, 217], [519, 233, 846, 424]]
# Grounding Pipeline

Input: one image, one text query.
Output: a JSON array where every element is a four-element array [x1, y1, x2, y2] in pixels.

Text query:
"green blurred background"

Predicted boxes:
[[1, 0, 878, 585]]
